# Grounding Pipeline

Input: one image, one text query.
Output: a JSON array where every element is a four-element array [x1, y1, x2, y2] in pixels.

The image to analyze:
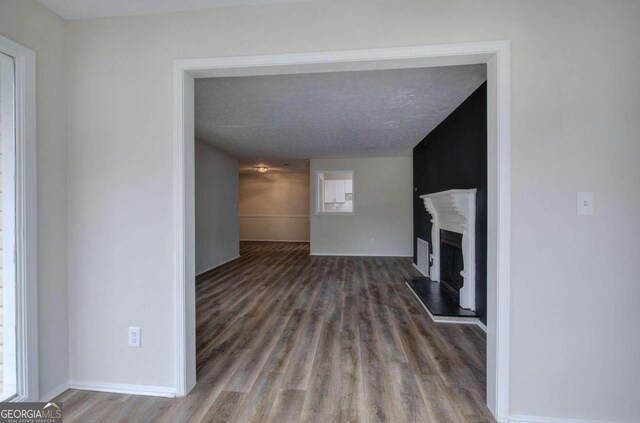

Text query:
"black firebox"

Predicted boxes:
[[440, 230, 464, 304]]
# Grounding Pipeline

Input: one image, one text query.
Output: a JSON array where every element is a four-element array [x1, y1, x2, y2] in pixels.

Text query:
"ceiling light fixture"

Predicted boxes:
[[255, 166, 269, 173]]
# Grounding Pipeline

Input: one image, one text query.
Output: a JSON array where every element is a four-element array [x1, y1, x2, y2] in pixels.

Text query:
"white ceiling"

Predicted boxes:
[[36, 0, 305, 20], [195, 65, 486, 161]]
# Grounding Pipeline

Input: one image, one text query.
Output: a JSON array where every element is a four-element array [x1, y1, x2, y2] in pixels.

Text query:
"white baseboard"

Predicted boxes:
[[311, 252, 412, 257], [476, 320, 487, 333], [40, 382, 70, 402], [240, 239, 310, 243], [509, 415, 617, 423], [69, 380, 176, 398], [196, 254, 240, 277]]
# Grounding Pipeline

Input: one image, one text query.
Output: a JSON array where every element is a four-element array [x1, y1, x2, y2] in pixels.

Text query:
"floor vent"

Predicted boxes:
[[416, 238, 429, 277]]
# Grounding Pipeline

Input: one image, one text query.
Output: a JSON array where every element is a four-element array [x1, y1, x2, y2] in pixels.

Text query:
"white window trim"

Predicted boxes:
[[0, 35, 38, 403], [315, 170, 355, 216]]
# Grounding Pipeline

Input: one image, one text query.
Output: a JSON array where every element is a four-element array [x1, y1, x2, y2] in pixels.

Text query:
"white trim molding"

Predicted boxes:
[[69, 380, 176, 398], [421, 189, 477, 310], [1, 34, 38, 403], [489, 39, 511, 423], [174, 40, 511, 420], [509, 415, 617, 423], [173, 61, 197, 397]]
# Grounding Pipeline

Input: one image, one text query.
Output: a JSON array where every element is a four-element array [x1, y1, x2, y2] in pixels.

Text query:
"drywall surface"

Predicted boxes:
[[310, 157, 413, 256], [239, 170, 310, 242], [65, 1, 640, 420], [0, 0, 69, 399], [195, 141, 239, 275]]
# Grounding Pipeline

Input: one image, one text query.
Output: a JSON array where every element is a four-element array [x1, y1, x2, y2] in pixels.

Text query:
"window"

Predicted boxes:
[[316, 171, 354, 214]]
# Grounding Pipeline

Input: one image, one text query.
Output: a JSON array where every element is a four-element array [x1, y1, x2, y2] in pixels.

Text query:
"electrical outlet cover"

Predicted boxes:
[[128, 326, 141, 347], [577, 192, 594, 215]]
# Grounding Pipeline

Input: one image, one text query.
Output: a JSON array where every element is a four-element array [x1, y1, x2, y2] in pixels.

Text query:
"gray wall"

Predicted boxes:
[[310, 157, 413, 256], [195, 141, 239, 275], [0, 0, 69, 400], [63, 1, 640, 420]]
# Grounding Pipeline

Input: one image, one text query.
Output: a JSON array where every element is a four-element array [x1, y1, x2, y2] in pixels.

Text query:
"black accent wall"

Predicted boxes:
[[413, 82, 487, 324]]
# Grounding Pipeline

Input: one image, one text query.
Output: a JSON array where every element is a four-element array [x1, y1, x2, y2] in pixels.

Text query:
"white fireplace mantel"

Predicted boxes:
[[420, 189, 476, 310]]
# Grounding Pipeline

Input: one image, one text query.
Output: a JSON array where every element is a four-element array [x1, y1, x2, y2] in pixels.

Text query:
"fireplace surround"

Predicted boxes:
[[420, 189, 476, 310]]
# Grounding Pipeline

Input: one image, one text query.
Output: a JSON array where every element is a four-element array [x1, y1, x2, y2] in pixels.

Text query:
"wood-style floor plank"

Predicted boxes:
[[56, 241, 494, 422]]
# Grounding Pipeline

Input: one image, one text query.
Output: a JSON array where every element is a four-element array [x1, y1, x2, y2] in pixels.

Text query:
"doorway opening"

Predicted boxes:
[[174, 41, 511, 421]]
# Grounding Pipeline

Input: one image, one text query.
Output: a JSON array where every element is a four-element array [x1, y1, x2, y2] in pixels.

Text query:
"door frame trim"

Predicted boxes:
[[173, 40, 511, 421]]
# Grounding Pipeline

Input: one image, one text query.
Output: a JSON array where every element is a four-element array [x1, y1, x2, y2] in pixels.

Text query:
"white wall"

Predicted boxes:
[[0, 0, 69, 400], [239, 170, 309, 242], [195, 141, 239, 275], [310, 157, 412, 256], [64, 1, 640, 420]]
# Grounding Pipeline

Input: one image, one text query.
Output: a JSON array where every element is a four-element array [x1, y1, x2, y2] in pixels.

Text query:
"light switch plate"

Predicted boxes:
[[577, 192, 594, 215]]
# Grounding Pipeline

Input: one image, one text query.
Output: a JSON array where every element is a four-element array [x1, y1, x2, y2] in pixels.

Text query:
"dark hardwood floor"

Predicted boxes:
[[57, 241, 494, 422]]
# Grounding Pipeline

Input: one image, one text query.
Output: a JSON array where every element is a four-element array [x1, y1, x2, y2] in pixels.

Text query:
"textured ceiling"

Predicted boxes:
[[36, 0, 305, 20], [195, 65, 486, 161]]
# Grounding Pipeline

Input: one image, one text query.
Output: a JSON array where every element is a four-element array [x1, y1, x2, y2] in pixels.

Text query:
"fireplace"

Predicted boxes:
[[440, 230, 464, 303], [420, 189, 476, 311]]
